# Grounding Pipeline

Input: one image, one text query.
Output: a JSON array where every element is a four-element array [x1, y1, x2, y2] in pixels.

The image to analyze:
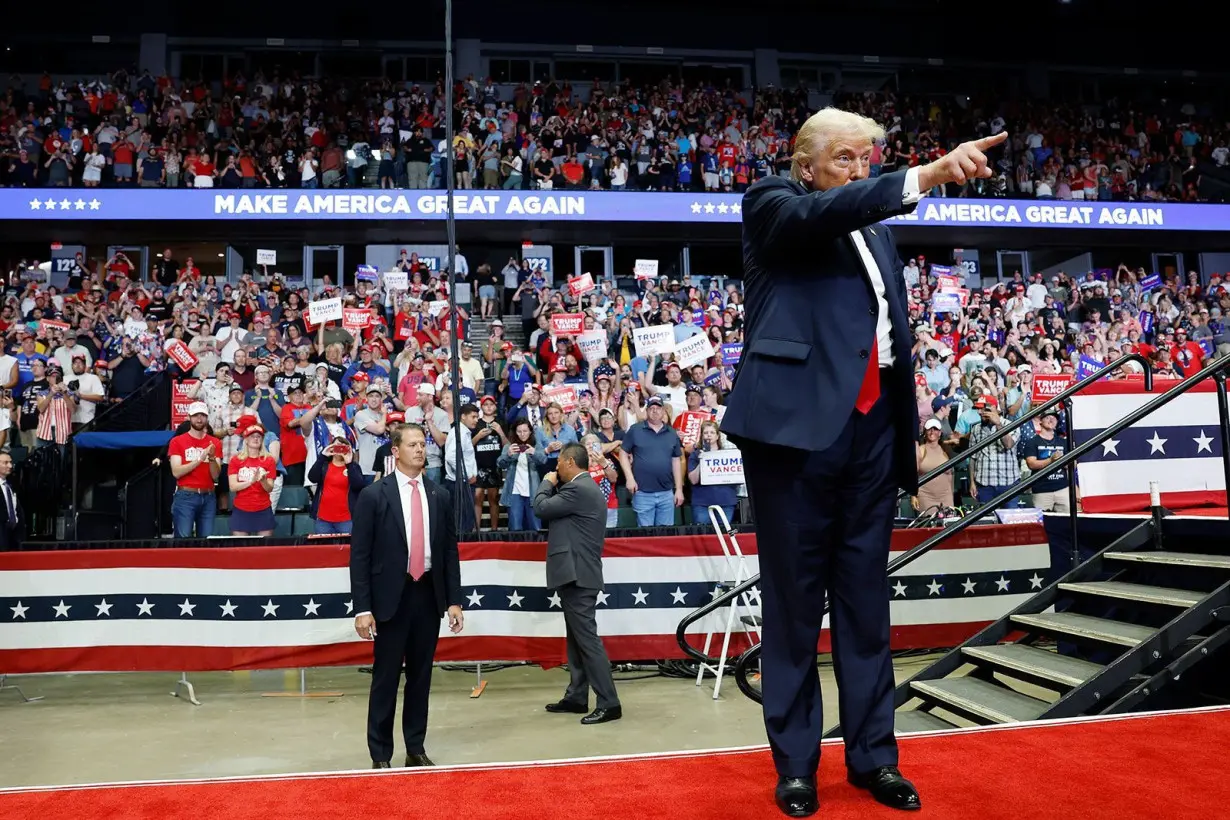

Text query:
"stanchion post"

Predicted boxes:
[[0, 673, 44, 702], [1149, 480, 1165, 551], [1215, 372, 1230, 522], [1062, 399, 1080, 569], [171, 671, 201, 706]]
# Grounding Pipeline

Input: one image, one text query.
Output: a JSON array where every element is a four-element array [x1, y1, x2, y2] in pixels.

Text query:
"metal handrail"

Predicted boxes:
[[674, 352, 1153, 670], [729, 354, 1230, 704], [905, 352, 1153, 499]]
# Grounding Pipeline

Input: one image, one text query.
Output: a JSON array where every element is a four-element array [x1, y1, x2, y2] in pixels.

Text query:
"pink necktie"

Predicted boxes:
[[407, 479, 426, 580]]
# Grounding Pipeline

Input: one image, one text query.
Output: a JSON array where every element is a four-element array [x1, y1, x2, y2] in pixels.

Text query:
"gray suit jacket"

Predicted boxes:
[[532, 473, 607, 590]]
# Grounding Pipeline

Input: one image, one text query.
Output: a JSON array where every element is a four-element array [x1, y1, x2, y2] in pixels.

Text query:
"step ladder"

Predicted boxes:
[[829, 514, 1230, 738], [694, 506, 761, 699]]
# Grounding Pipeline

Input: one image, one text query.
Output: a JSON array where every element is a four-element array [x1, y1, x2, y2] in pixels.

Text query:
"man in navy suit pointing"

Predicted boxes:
[[723, 107, 1006, 817]]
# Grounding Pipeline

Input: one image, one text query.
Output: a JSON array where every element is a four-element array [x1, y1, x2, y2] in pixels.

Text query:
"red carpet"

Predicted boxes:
[[3, 708, 1227, 819]]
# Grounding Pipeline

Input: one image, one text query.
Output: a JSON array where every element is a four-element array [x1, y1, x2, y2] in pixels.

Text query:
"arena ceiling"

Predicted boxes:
[[12, 1, 1224, 72]]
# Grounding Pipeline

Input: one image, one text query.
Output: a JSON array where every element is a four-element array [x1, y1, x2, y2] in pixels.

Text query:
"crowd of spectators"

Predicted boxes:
[[2, 65, 1228, 201], [7, 242, 1228, 538]]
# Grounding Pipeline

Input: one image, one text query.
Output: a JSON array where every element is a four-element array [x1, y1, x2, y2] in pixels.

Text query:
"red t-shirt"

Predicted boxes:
[[228, 454, 276, 512], [279, 403, 311, 466], [317, 462, 352, 523], [168, 432, 223, 491], [587, 464, 617, 509]]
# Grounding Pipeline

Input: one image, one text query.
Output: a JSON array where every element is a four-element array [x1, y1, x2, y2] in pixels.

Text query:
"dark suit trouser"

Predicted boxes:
[[741, 390, 899, 779], [367, 572, 440, 761], [559, 583, 620, 710]]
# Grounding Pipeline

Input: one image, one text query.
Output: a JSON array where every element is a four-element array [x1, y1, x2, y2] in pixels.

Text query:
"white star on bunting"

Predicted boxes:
[[596, 591, 610, 607], [53, 600, 71, 618], [547, 591, 562, 609], [995, 576, 1010, 592], [507, 590, 524, 608], [1193, 430, 1214, 454], [466, 590, 484, 607], [961, 578, 977, 595], [44, 198, 56, 209], [1029, 574, 1045, 590], [89, 199, 101, 210], [95, 599, 113, 617], [220, 600, 238, 617], [1146, 432, 1167, 454], [690, 201, 701, 213], [303, 599, 321, 616], [703, 202, 715, 213], [74, 199, 86, 210], [261, 599, 280, 618], [136, 598, 154, 616], [670, 587, 688, 605], [632, 587, 649, 605], [926, 580, 942, 596], [178, 598, 196, 617], [29, 199, 40, 210], [1102, 439, 1120, 457], [731, 203, 741, 214], [10, 601, 28, 619], [709, 587, 722, 601], [345, 600, 354, 614], [892, 581, 907, 598], [59, 199, 71, 210], [717, 202, 729, 214]]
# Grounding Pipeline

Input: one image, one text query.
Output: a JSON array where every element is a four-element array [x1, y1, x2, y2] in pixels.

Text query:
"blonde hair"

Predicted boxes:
[[791, 107, 886, 182]]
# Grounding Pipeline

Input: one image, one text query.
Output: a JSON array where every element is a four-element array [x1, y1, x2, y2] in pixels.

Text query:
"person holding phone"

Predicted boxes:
[[309, 435, 367, 535], [497, 419, 540, 531], [227, 417, 277, 536]]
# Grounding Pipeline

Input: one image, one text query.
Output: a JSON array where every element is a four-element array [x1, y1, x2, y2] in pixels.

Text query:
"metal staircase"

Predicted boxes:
[[887, 513, 1230, 734], [675, 352, 1230, 733]]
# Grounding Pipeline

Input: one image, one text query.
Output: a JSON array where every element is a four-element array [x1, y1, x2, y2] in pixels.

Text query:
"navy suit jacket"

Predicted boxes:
[[722, 171, 922, 493], [348, 472, 463, 622]]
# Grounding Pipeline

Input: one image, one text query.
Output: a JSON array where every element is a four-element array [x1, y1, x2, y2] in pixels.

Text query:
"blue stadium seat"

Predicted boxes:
[[211, 514, 231, 536], [277, 485, 311, 512]]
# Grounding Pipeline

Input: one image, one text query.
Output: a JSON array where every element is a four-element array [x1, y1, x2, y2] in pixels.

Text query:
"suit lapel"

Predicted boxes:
[[381, 475, 408, 548]]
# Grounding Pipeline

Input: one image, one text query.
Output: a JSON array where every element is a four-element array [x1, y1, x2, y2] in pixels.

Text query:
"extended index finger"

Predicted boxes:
[[974, 131, 1009, 149]]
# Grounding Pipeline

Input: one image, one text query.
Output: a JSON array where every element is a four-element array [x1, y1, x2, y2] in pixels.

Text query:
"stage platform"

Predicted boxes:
[[3, 705, 1225, 819]]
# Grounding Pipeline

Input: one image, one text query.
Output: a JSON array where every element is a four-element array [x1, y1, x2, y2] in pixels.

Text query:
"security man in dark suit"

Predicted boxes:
[[0, 451, 22, 551], [723, 107, 1007, 817], [350, 422, 465, 769], [532, 442, 622, 725]]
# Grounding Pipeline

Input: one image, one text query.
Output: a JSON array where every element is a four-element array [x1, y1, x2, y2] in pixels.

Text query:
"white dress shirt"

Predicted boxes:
[[444, 425, 478, 482], [849, 165, 925, 367]]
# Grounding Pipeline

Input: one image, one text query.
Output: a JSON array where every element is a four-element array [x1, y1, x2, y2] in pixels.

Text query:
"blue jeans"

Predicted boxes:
[[606, 508, 619, 528], [632, 490, 675, 527], [692, 505, 735, 529], [315, 519, 353, 535], [507, 494, 540, 531], [171, 490, 217, 539], [976, 485, 1023, 508]]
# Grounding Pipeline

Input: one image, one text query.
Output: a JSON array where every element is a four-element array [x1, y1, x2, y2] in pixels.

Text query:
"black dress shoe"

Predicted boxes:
[[405, 753, 435, 767], [580, 705, 622, 725], [372, 761, 391, 769], [545, 699, 589, 714], [848, 766, 921, 811], [775, 776, 818, 818]]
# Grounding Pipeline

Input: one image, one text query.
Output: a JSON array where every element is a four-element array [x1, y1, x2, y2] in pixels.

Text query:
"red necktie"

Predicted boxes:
[[854, 341, 881, 414], [407, 479, 426, 580]]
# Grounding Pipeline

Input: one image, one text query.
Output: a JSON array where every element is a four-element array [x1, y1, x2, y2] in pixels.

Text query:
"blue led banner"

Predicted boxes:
[[4, 190, 1227, 230]]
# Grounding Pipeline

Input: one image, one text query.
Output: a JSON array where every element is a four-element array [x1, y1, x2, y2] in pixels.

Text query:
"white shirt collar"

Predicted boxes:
[[396, 468, 424, 487]]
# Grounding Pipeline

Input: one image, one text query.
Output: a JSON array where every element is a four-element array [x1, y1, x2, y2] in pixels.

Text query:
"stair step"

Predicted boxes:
[[1011, 612, 1154, 647], [910, 677, 1049, 724], [893, 710, 959, 734], [962, 644, 1104, 688], [1059, 581, 1202, 608], [1105, 551, 1230, 570]]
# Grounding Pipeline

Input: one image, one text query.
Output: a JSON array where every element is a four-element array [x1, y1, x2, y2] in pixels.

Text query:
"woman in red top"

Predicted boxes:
[[307, 436, 366, 535], [227, 418, 277, 536]]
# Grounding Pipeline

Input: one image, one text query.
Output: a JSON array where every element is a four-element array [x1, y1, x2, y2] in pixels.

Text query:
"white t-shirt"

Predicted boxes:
[[69, 372, 105, 424], [0, 354, 17, 389]]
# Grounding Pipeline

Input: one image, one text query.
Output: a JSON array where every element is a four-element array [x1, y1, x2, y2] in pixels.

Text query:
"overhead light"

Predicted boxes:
[[156, 252, 163, 257], [217, 253, 224, 257]]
